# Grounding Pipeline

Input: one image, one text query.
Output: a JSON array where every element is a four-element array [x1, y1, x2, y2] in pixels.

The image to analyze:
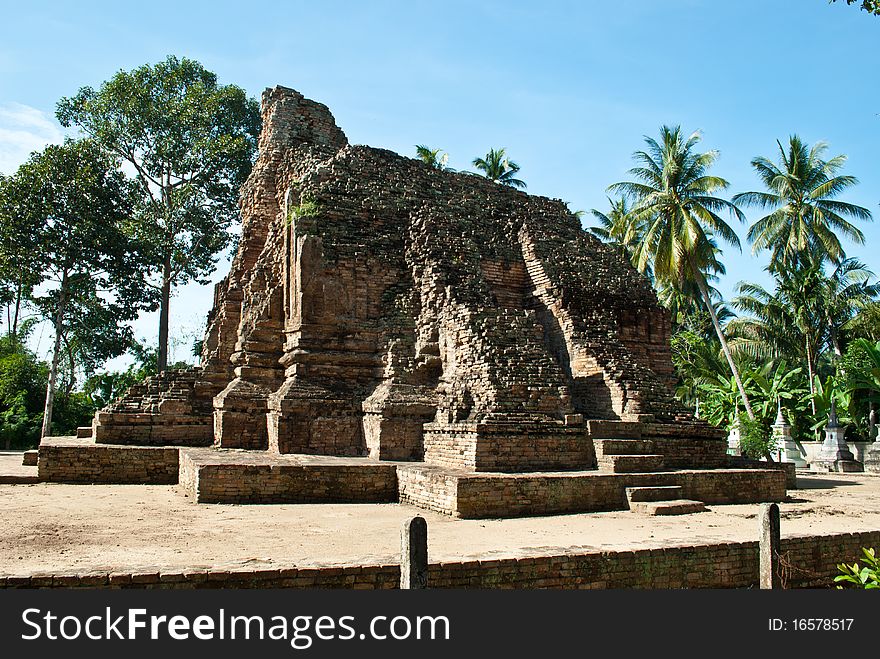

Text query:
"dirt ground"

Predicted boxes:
[[2, 452, 879, 575]]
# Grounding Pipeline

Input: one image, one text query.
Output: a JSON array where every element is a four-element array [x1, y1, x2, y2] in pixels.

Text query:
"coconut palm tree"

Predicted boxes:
[[589, 197, 633, 241], [588, 197, 651, 273], [846, 302, 880, 343], [823, 259, 880, 356], [415, 145, 452, 171], [733, 136, 872, 272], [608, 125, 754, 419], [472, 148, 526, 188]]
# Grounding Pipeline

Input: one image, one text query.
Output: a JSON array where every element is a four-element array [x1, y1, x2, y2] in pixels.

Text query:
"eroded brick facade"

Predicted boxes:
[[94, 85, 715, 473]]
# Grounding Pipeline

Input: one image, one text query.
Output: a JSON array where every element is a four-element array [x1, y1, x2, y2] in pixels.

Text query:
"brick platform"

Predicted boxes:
[[38, 437, 179, 484], [94, 412, 213, 446], [179, 448, 399, 504], [423, 419, 595, 472], [397, 464, 786, 518]]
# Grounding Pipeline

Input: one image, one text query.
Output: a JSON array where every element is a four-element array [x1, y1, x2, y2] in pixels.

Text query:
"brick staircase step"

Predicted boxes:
[[587, 420, 643, 439], [625, 485, 683, 502], [21, 450, 38, 466], [593, 438, 654, 456], [597, 454, 664, 473], [629, 499, 706, 515], [76, 426, 93, 438]]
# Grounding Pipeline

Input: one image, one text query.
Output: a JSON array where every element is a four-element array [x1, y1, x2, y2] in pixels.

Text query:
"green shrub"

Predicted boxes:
[[287, 199, 321, 224], [739, 418, 774, 460], [835, 548, 879, 589]]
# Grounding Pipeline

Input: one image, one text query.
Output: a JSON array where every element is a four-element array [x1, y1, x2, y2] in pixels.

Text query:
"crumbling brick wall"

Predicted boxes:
[[94, 85, 710, 471]]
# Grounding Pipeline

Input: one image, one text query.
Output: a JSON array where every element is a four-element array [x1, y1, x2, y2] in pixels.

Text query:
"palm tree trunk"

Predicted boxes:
[[806, 340, 817, 415], [693, 268, 755, 421]]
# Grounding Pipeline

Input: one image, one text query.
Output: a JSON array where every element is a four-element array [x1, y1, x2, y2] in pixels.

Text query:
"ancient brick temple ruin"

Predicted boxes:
[[38, 86, 788, 517]]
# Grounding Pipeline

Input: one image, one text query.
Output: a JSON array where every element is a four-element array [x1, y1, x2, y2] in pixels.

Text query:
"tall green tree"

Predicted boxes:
[[56, 55, 261, 373], [0, 326, 46, 449], [733, 136, 872, 272], [472, 148, 526, 188], [0, 174, 43, 341], [5, 139, 147, 437], [608, 126, 754, 419]]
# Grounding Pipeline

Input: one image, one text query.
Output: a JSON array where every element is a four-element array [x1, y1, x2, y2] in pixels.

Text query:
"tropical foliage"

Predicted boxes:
[[835, 548, 880, 590], [595, 130, 877, 447], [0, 56, 241, 446], [415, 145, 453, 171], [0, 138, 153, 437]]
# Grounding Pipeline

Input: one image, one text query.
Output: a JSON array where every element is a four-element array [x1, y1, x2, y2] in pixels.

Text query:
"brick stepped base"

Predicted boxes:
[[38, 437, 178, 484], [629, 499, 706, 515], [594, 437, 665, 473], [626, 485, 705, 516], [397, 465, 786, 518], [599, 454, 665, 473], [179, 448, 399, 504], [587, 420, 643, 438], [625, 485, 683, 502], [93, 412, 213, 446]]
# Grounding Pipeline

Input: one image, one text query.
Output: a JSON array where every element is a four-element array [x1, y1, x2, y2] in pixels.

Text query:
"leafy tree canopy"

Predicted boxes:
[[56, 55, 261, 371], [5, 138, 149, 436]]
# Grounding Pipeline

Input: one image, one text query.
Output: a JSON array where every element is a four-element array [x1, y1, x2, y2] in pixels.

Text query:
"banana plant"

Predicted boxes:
[[807, 374, 853, 434], [749, 360, 807, 423]]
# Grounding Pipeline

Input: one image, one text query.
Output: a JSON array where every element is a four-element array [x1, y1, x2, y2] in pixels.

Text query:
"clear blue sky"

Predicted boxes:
[[1, 1, 877, 367]]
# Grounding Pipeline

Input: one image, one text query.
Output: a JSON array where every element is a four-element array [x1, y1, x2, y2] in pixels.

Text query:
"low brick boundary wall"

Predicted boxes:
[[38, 437, 178, 484], [5, 530, 876, 589]]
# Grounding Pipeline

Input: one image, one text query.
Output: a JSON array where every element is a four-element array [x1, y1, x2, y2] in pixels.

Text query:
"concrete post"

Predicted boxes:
[[866, 406, 880, 474], [759, 503, 781, 589], [400, 515, 428, 589]]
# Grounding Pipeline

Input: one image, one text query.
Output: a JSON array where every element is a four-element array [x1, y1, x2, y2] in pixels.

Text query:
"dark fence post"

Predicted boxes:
[[400, 516, 428, 589]]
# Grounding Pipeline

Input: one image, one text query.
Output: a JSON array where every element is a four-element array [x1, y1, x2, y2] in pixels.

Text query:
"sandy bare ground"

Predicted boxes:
[[1, 452, 879, 575]]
